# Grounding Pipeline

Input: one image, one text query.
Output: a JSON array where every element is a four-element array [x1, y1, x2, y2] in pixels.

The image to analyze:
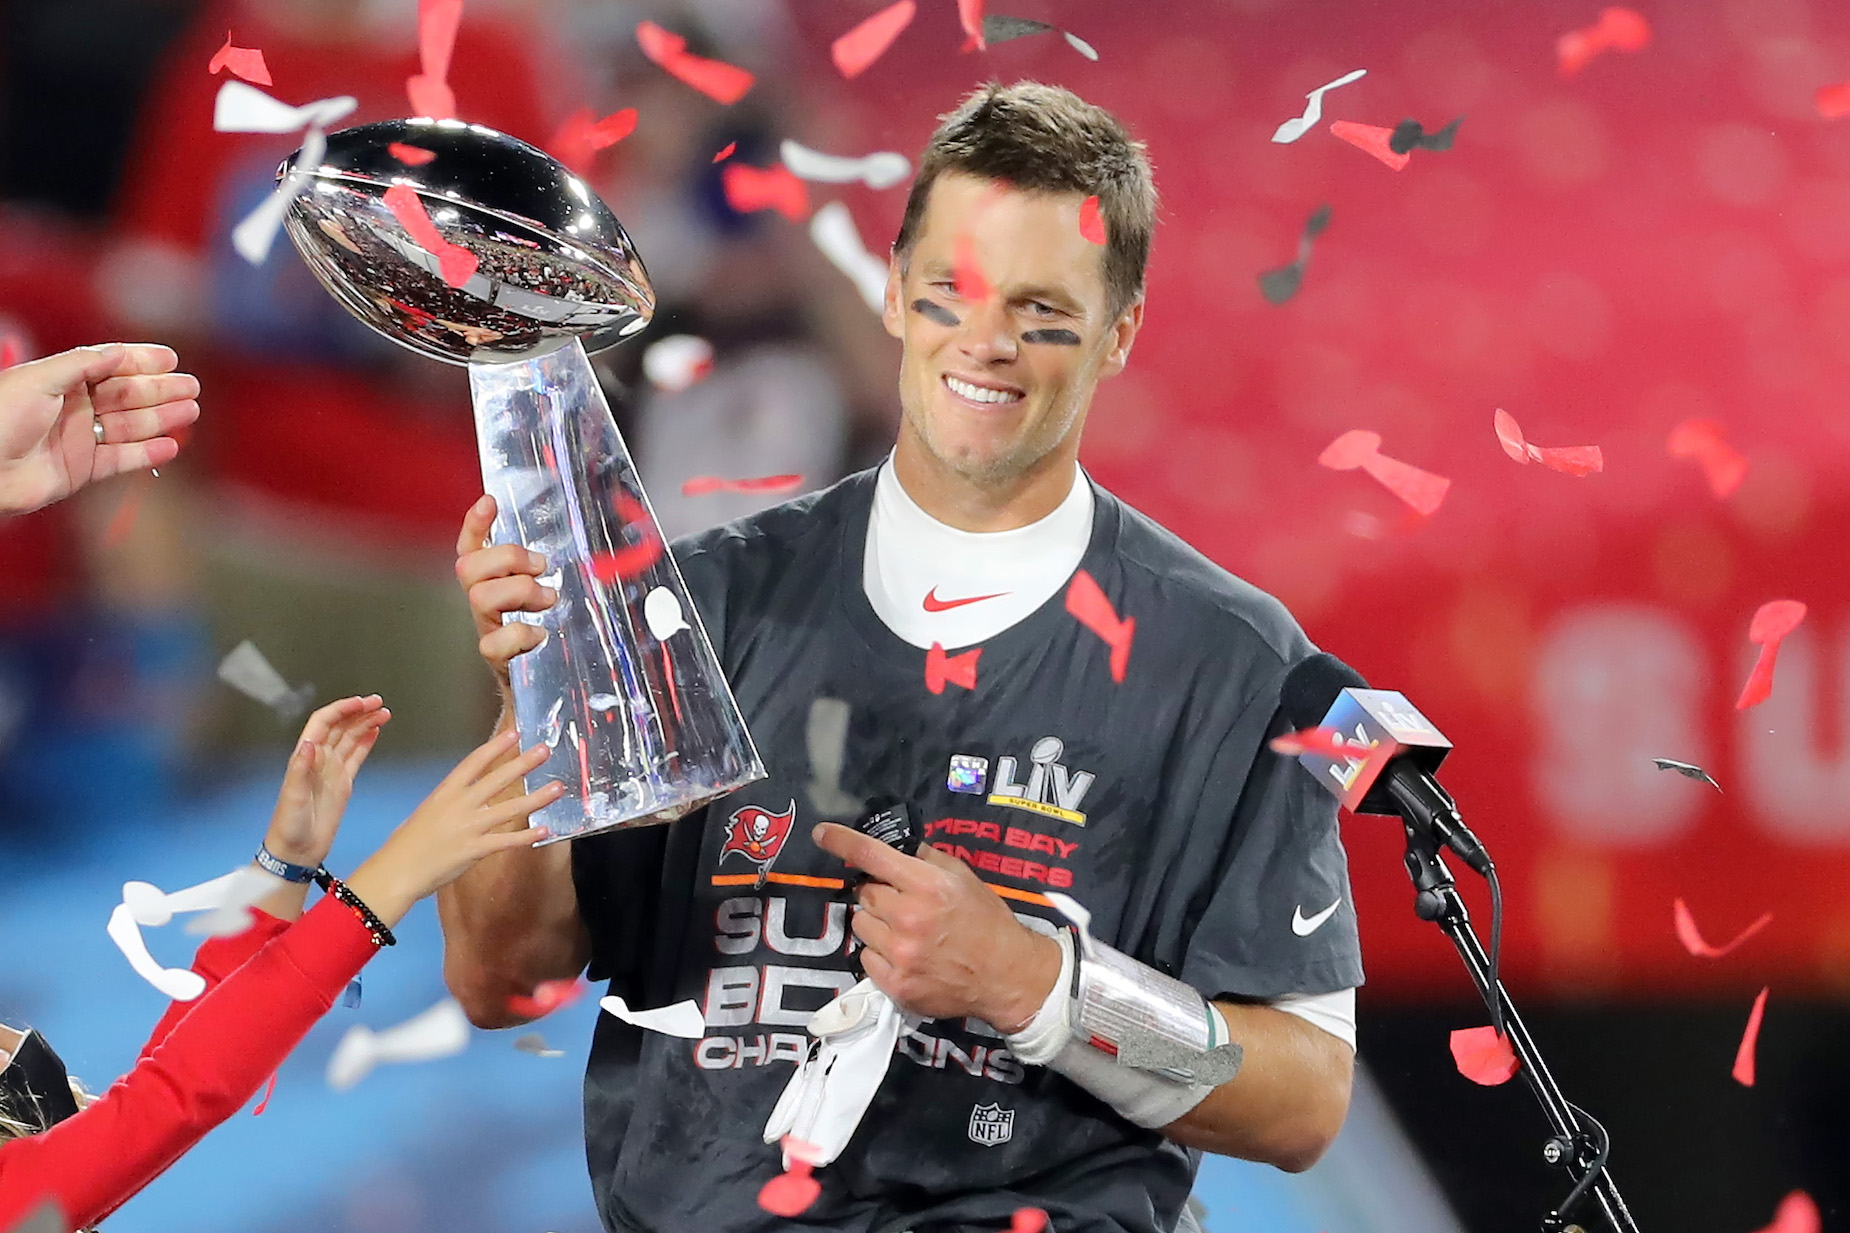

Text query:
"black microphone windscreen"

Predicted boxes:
[[1280, 652, 1369, 730]]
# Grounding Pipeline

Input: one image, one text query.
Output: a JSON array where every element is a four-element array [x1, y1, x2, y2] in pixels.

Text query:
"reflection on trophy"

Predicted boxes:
[[278, 117, 765, 841]]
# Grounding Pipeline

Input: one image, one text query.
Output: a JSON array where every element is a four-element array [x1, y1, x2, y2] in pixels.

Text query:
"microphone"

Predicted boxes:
[[1280, 653, 1492, 877]]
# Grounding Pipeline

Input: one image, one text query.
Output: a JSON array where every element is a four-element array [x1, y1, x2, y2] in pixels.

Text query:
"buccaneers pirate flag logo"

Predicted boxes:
[[720, 801, 797, 883]]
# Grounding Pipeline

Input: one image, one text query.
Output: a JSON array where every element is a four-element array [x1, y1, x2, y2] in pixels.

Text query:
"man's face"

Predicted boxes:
[[883, 173, 1143, 489]]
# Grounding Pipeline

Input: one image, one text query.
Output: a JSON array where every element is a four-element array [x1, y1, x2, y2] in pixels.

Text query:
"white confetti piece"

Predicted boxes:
[[643, 587, 688, 641], [641, 334, 715, 392], [1271, 68, 1367, 144], [327, 998, 471, 1091], [514, 1032, 565, 1057], [586, 693, 622, 712], [123, 866, 282, 937], [599, 994, 705, 1038], [1044, 891, 1093, 935], [107, 904, 207, 1002], [779, 140, 911, 190], [217, 640, 314, 719], [1063, 31, 1099, 60], [212, 79, 356, 135], [810, 202, 889, 315]]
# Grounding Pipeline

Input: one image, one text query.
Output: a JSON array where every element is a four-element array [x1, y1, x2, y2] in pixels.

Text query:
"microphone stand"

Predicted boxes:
[[1396, 815, 1643, 1233]]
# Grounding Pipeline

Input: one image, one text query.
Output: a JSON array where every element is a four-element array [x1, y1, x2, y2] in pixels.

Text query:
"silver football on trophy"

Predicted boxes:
[[279, 117, 654, 365]]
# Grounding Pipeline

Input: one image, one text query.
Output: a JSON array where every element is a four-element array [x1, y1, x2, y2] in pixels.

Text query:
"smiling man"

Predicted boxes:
[[439, 82, 1362, 1233]]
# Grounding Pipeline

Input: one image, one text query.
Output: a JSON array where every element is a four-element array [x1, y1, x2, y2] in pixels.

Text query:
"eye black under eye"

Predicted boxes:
[[911, 298, 960, 327], [1021, 328, 1082, 346]]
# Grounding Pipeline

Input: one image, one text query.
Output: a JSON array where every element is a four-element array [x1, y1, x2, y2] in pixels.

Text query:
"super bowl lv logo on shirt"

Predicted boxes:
[[949, 735, 1095, 826]]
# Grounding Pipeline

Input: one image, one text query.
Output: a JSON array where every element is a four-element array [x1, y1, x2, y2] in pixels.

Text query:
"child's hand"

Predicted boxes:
[[262, 695, 391, 871]]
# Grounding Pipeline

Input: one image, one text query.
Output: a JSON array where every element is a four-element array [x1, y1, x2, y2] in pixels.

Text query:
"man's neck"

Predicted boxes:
[[890, 437, 1080, 533]]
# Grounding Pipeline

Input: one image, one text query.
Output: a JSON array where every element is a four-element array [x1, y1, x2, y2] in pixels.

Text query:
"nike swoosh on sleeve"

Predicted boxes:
[[1291, 898, 1342, 937], [922, 586, 1010, 612]]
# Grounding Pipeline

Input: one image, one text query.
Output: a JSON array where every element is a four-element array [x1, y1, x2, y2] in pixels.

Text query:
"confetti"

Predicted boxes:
[[549, 106, 639, 175], [1736, 600, 1806, 710], [506, 977, 587, 1019], [1667, 418, 1748, 499], [811, 201, 890, 313], [383, 183, 480, 288], [1269, 726, 1351, 759], [122, 865, 282, 939], [982, 16, 1098, 60], [0, 334, 21, 369], [644, 587, 689, 640], [217, 639, 314, 719], [1557, 7, 1651, 79], [1449, 1025, 1519, 1085], [832, 1, 916, 79], [1816, 83, 1850, 120], [925, 642, 981, 694], [758, 1141, 822, 1217], [952, 231, 991, 302], [250, 1071, 279, 1115], [1078, 194, 1106, 245], [514, 1032, 565, 1058], [958, 0, 987, 51], [328, 998, 471, 1090], [1318, 430, 1450, 516], [713, 141, 737, 162], [1492, 408, 1603, 476], [1065, 569, 1134, 683], [806, 696, 863, 818], [1329, 121, 1411, 171], [1754, 1192, 1821, 1233], [682, 474, 806, 497], [636, 20, 754, 105], [780, 139, 911, 190], [1389, 115, 1464, 155], [1258, 203, 1331, 305], [1732, 986, 1769, 1086], [722, 163, 810, 221], [106, 903, 207, 1001], [406, 0, 463, 118], [208, 33, 272, 86], [1674, 899, 1771, 959], [1271, 68, 1367, 144], [1062, 31, 1099, 60], [1651, 758, 1721, 789], [212, 80, 356, 135], [103, 474, 152, 548], [589, 493, 664, 582], [599, 994, 706, 1038], [642, 333, 715, 391], [1011, 1209, 1049, 1233], [388, 142, 436, 166]]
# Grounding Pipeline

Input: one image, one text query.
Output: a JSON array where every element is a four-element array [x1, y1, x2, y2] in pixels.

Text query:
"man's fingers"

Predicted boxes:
[[456, 542, 548, 591], [467, 573, 557, 624], [910, 842, 974, 878], [812, 822, 933, 890], [90, 372, 200, 416], [849, 903, 897, 955], [478, 622, 547, 669], [455, 494, 497, 557]]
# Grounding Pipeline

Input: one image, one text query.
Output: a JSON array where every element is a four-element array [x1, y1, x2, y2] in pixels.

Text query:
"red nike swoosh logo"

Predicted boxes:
[[922, 586, 1010, 612]]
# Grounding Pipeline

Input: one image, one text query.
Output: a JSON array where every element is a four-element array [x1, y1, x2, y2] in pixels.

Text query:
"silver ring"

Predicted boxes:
[[92, 417, 105, 443]]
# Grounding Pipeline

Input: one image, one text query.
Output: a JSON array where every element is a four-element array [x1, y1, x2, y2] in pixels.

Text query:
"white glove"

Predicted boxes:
[[762, 978, 915, 1167]]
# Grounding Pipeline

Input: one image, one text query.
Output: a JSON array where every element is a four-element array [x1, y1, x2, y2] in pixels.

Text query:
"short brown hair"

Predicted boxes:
[[893, 81, 1156, 317]]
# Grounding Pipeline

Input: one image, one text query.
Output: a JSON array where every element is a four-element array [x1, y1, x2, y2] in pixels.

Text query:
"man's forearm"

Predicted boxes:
[[1160, 1001, 1354, 1171]]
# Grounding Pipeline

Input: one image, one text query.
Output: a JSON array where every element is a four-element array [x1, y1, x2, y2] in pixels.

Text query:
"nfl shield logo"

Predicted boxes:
[[967, 1102, 1014, 1147]]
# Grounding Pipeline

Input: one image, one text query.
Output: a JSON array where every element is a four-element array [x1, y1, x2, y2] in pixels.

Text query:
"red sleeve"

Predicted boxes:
[[137, 908, 292, 1063], [0, 897, 376, 1231]]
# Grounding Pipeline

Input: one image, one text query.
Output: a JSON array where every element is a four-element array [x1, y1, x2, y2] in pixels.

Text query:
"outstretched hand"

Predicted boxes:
[[0, 343, 201, 516], [263, 695, 392, 871]]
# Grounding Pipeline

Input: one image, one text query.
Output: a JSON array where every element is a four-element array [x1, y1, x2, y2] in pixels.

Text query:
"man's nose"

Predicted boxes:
[[957, 297, 1017, 364]]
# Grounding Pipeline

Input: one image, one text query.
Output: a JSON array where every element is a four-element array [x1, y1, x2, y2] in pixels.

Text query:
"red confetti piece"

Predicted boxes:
[[383, 183, 479, 287], [507, 977, 588, 1019], [713, 141, 737, 163], [1449, 1025, 1520, 1085], [1269, 726, 1352, 759], [1735, 600, 1807, 710], [388, 142, 436, 166], [589, 493, 665, 583], [925, 642, 981, 694], [1557, 7, 1651, 78], [722, 164, 810, 221], [1318, 429, 1451, 517], [550, 107, 639, 175], [1011, 1209, 1049, 1233], [1078, 194, 1106, 245], [0, 335, 20, 369], [958, 0, 987, 52], [832, 1, 917, 79], [952, 231, 992, 302], [1667, 418, 1748, 499], [758, 1140, 822, 1217], [208, 33, 272, 86], [1492, 408, 1603, 476], [1328, 121, 1411, 171], [1673, 899, 1772, 959], [250, 1071, 278, 1115], [406, 0, 464, 118], [681, 474, 805, 497], [1817, 83, 1850, 120], [1064, 569, 1134, 683], [1754, 1192, 1821, 1233], [104, 474, 153, 547], [1732, 986, 1769, 1086], [636, 20, 754, 105]]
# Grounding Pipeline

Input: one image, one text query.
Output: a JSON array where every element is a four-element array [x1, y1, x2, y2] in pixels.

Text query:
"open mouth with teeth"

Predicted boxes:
[[943, 374, 1025, 406]]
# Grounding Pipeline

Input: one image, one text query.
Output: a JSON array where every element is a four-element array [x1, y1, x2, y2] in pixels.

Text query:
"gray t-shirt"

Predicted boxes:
[[572, 469, 1364, 1233]]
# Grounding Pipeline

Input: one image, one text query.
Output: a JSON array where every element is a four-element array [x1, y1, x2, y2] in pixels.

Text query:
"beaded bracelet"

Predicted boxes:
[[312, 868, 396, 948]]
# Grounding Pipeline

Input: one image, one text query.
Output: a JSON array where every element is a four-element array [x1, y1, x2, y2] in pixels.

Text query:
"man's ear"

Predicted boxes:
[[882, 256, 906, 341], [1098, 297, 1145, 379]]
